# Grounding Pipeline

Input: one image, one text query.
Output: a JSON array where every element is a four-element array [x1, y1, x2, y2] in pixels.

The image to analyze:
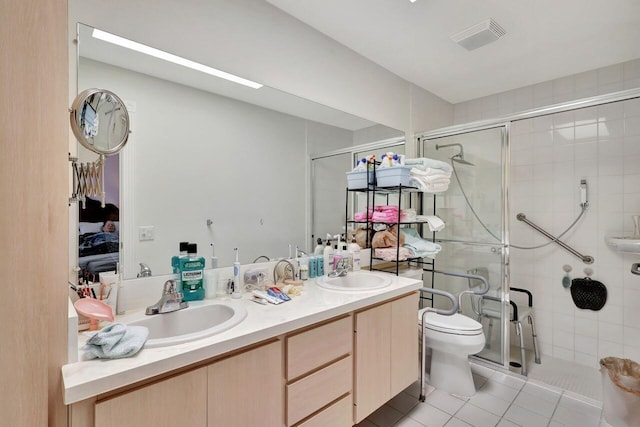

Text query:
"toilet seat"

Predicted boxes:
[[419, 311, 483, 336]]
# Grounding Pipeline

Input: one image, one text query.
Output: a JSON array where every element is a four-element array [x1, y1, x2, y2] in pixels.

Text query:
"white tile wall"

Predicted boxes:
[[454, 58, 640, 367]]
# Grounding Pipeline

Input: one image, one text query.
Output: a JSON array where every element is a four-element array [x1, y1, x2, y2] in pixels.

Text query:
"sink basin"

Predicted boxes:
[[606, 235, 640, 253], [124, 301, 247, 348], [316, 271, 392, 291]]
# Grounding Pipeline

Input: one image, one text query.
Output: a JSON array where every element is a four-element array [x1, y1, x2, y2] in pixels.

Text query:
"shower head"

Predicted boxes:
[[435, 143, 475, 166]]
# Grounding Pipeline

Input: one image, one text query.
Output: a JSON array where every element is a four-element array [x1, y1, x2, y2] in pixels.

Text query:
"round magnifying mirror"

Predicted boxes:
[[70, 88, 130, 155]]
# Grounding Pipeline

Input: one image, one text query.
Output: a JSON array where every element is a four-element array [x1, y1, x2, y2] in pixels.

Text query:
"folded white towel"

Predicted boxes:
[[410, 168, 452, 179], [409, 177, 450, 193], [405, 157, 452, 173], [423, 182, 449, 193], [401, 209, 417, 222], [410, 171, 451, 185], [421, 215, 445, 232], [83, 323, 149, 359]]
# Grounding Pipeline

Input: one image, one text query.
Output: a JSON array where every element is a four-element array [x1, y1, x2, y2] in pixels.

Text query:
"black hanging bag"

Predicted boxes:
[[570, 277, 607, 311]]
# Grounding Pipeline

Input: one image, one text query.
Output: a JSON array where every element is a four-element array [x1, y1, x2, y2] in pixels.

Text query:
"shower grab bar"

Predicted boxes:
[[418, 269, 489, 401], [516, 213, 594, 264]]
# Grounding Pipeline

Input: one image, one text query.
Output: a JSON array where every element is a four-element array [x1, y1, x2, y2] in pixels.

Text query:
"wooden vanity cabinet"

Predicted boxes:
[[94, 367, 208, 427], [208, 340, 283, 426], [87, 341, 283, 427], [69, 290, 418, 427], [353, 292, 418, 423]]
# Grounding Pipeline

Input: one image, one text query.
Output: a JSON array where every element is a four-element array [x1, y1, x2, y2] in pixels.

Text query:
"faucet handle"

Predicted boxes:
[[163, 279, 178, 294], [336, 257, 349, 270]]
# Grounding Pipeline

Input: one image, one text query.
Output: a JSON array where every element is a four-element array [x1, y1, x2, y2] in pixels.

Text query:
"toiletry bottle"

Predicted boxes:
[[323, 241, 334, 273], [333, 244, 343, 271], [210, 242, 218, 269], [299, 257, 309, 280], [232, 248, 242, 299], [308, 255, 317, 279], [332, 235, 344, 270], [316, 255, 324, 276], [348, 238, 361, 271], [179, 243, 205, 301], [314, 238, 324, 255]]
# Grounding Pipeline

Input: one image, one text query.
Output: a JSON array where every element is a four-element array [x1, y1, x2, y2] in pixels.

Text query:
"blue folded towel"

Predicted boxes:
[[83, 323, 149, 360]]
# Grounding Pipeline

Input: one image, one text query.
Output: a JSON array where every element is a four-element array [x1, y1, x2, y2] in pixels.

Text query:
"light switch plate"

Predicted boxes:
[[138, 225, 154, 241]]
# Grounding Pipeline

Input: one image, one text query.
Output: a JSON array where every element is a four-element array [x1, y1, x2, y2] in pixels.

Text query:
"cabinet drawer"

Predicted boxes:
[[287, 356, 352, 426], [296, 394, 353, 427], [286, 315, 352, 379]]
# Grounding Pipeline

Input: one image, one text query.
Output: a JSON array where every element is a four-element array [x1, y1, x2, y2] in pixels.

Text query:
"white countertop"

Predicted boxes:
[[62, 273, 421, 405]]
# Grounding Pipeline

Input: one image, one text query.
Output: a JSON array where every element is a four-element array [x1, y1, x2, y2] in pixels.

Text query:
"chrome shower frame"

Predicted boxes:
[[415, 87, 640, 372]]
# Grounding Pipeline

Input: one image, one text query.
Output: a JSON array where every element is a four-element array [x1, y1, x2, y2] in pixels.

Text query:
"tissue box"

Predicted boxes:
[[376, 166, 412, 187]]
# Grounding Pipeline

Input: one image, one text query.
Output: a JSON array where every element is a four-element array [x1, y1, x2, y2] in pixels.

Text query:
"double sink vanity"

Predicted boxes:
[[63, 271, 422, 427]]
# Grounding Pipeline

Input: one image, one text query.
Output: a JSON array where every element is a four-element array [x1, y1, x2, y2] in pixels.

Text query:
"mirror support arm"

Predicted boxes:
[[69, 154, 105, 208]]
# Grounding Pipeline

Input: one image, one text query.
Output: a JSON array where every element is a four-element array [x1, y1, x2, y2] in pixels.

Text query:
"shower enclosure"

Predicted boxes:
[[419, 126, 509, 366], [417, 87, 640, 376]]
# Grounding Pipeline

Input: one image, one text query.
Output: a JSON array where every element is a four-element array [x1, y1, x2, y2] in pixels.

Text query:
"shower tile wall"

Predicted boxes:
[[453, 59, 640, 368]]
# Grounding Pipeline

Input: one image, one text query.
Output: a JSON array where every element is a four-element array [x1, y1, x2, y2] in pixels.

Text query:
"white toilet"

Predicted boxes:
[[419, 309, 485, 397]]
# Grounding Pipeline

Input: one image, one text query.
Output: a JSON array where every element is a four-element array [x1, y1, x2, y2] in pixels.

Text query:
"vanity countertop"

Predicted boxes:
[[62, 274, 421, 405]]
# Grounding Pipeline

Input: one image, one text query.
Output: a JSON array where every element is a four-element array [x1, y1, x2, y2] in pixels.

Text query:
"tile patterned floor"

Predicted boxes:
[[356, 363, 613, 427]]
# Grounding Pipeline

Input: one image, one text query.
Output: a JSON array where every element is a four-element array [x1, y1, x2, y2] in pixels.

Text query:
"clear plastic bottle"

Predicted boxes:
[[348, 239, 361, 271], [323, 241, 334, 273]]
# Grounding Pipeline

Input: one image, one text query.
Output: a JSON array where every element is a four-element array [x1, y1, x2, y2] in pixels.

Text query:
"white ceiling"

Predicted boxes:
[[266, 0, 640, 103]]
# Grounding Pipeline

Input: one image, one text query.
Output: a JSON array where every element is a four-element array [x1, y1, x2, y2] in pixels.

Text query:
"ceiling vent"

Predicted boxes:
[[450, 18, 506, 51]]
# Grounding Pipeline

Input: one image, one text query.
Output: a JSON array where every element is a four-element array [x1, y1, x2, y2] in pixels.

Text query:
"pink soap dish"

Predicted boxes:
[[74, 298, 115, 331]]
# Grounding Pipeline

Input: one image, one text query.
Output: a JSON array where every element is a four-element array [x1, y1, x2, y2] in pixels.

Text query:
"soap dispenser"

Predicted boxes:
[[323, 239, 334, 274], [348, 238, 361, 271], [332, 234, 344, 270]]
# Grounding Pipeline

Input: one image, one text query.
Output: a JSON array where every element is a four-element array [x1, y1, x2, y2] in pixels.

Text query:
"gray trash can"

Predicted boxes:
[[600, 357, 640, 427]]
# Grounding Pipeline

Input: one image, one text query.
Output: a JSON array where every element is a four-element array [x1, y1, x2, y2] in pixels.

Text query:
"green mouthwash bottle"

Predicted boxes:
[[179, 243, 205, 301], [171, 242, 190, 274]]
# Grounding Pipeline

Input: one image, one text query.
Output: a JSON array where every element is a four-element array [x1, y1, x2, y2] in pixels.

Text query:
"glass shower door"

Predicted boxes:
[[420, 126, 508, 366], [310, 152, 353, 252]]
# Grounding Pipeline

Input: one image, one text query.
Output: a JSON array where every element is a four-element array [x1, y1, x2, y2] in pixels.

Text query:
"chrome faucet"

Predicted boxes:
[[273, 259, 296, 283], [328, 257, 349, 278], [137, 262, 152, 278], [145, 280, 188, 315]]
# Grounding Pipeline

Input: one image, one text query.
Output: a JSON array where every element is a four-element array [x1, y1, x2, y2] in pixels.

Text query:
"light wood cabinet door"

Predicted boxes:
[[353, 302, 391, 423], [94, 367, 207, 427], [208, 341, 283, 427], [390, 292, 419, 396]]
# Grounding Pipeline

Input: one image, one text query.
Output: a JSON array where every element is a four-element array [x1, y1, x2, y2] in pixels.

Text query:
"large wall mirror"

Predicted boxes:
[[75, 23, 403, 279]]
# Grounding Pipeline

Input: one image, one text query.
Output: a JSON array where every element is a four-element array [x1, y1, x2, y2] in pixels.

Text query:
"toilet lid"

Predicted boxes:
[[418, 310, 483, 335]]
